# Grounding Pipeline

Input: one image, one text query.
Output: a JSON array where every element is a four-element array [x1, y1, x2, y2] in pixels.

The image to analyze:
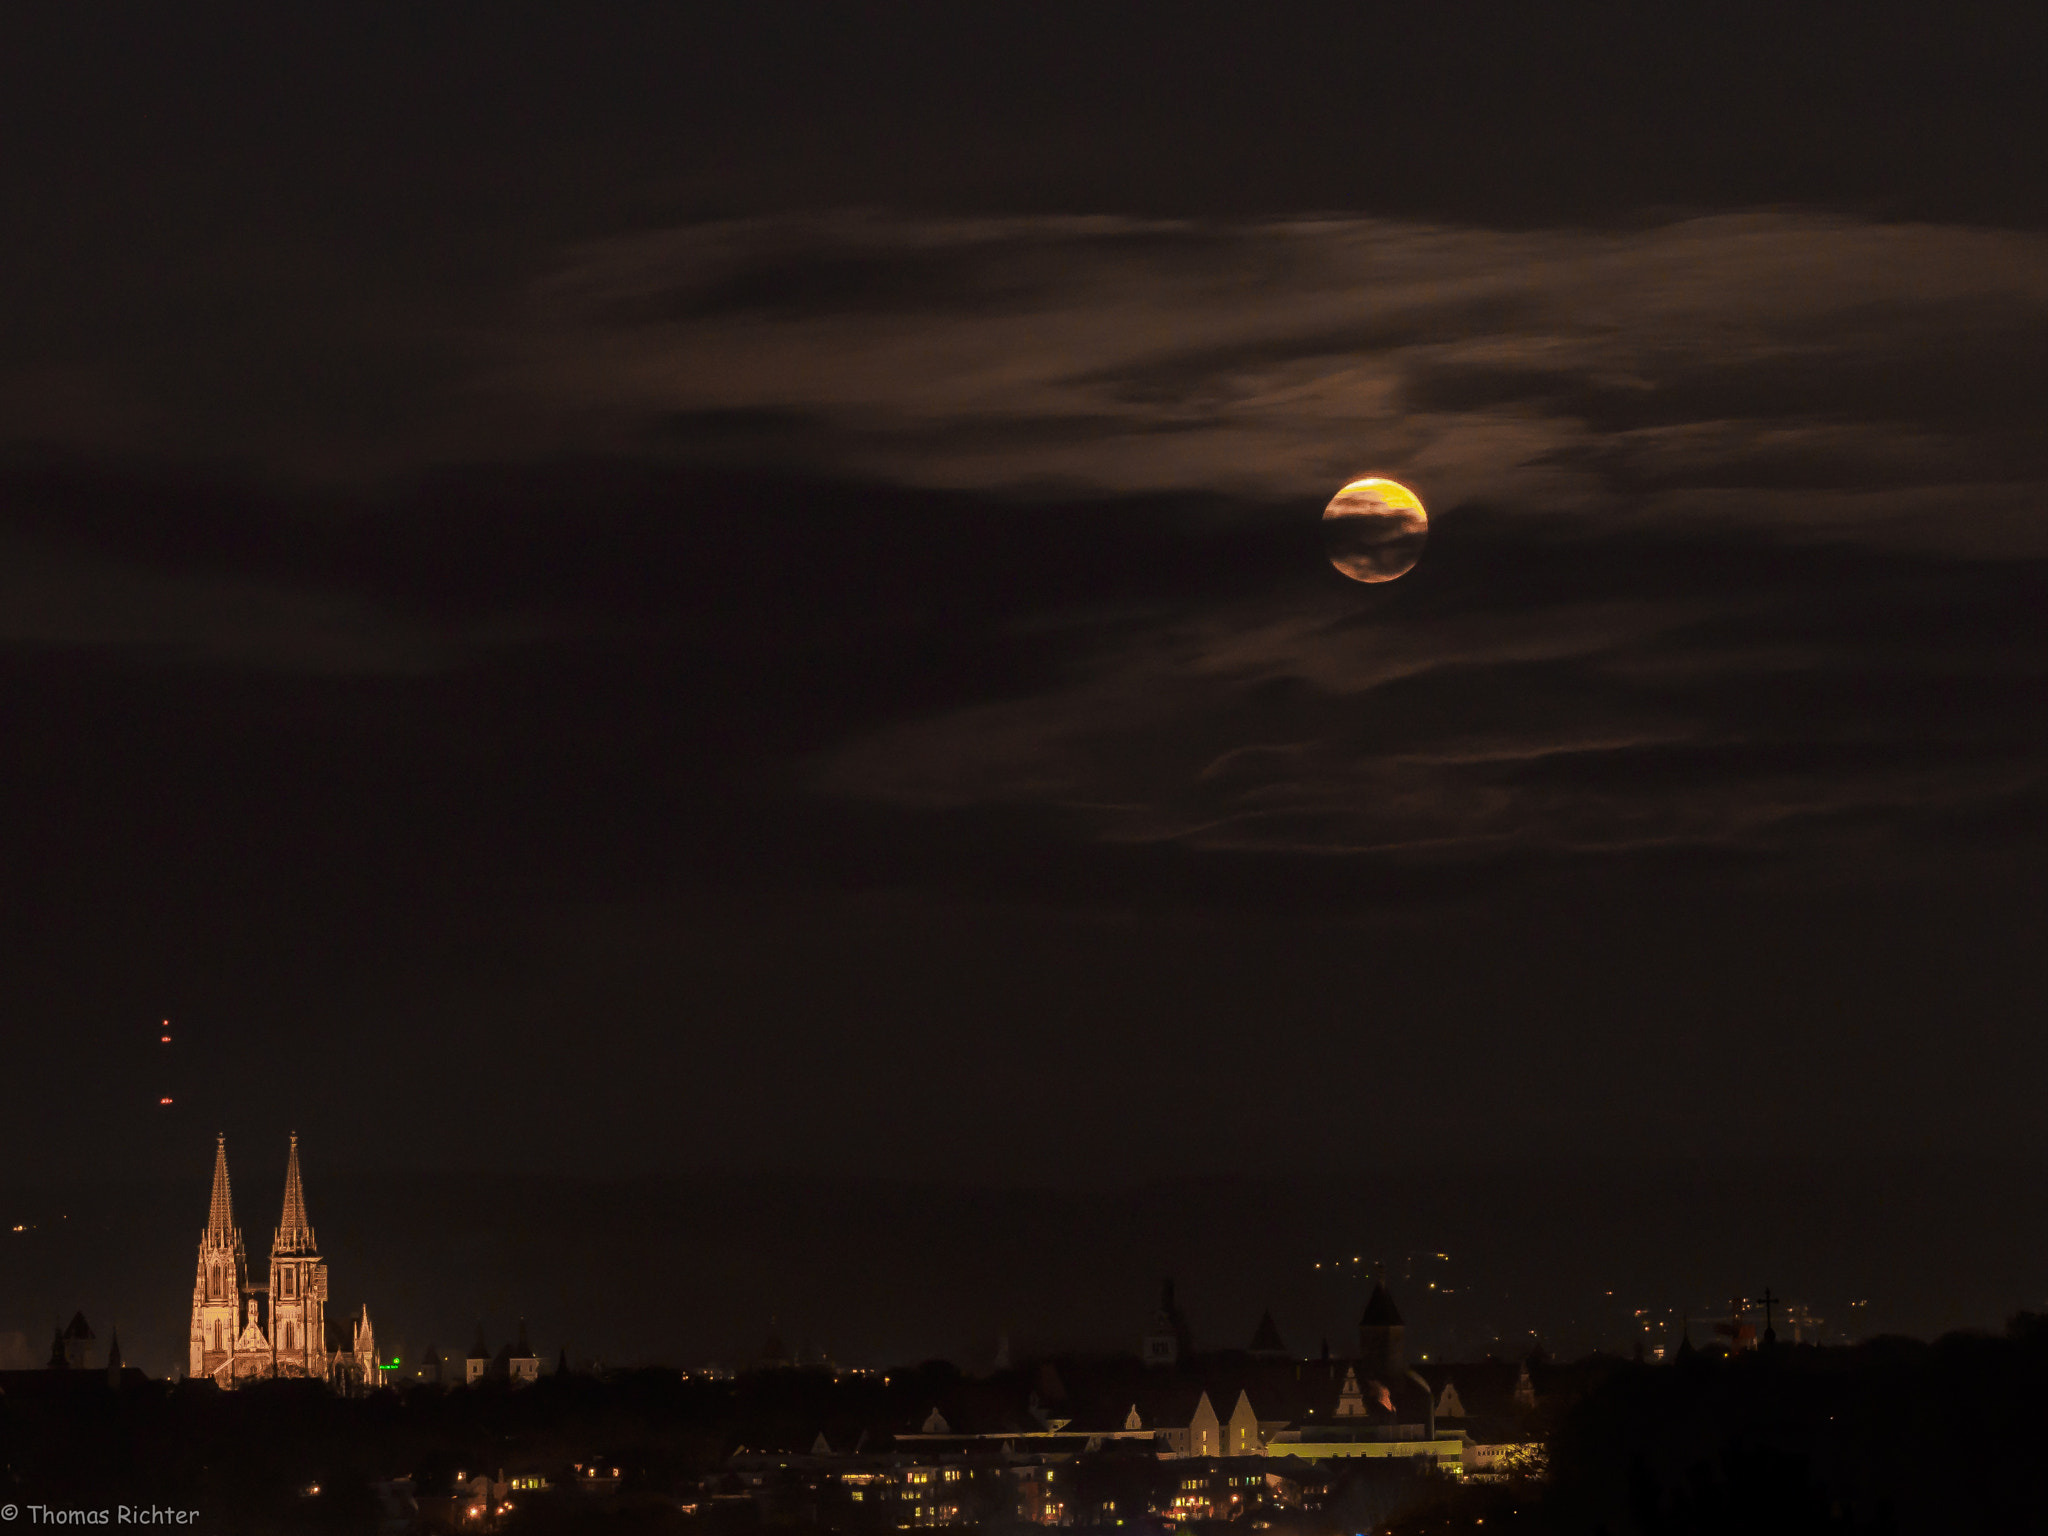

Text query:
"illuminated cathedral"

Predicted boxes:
[[188, 1133, 382, 1390]]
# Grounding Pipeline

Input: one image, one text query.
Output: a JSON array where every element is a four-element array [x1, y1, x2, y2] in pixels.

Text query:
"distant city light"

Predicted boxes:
[[159, 1097, 174, 1105]]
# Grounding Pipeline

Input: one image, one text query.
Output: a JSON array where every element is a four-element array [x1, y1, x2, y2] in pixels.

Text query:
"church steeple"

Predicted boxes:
[[193, 1135, 250, 1380], [274, 1132, 316, 1256], [266, 1134, 329, 1376], [206, 1134, 238, 1244]]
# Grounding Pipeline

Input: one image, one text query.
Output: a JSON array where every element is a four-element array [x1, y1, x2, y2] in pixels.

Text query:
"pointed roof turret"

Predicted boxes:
[[1250, 1308, 1286, 1356], [273, 1133, 316, 1256], [1360, 1282, 1404, 1328], [205, 1134, 238, 1244]]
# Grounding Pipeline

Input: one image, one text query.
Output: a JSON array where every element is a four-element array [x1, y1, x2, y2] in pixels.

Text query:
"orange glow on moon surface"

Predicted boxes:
[[1322, 476, 1428, 583]]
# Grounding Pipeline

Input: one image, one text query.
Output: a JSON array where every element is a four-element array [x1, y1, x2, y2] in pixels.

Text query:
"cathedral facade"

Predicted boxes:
[[189, 1133, 382, 1390]]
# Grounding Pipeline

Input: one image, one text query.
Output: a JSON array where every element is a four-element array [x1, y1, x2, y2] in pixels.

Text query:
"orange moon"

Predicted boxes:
[[1322, 476, 1427, 583]]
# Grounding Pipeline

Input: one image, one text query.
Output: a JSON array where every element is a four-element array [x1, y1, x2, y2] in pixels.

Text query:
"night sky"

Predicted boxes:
[[5, 5, 2048, 1372]]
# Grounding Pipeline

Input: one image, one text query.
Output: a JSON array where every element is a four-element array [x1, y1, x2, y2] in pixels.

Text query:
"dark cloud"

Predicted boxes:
[[506, 215, 2048, 563], [8, 446, 2044, 921], [815, 503, 2048, 884], [5, 6, 2048, 1220]]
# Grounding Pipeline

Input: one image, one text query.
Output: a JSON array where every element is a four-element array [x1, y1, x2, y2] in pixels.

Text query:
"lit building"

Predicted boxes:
[[1165, 1460, 1276, 1521], [466, 1319, 542, 1385], [1264, 1421, 1470, 1472], [187, 1133, 382, 1389]]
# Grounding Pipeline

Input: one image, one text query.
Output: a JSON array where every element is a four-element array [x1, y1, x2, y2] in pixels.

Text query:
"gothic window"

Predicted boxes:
[[282, 1268, 293, 1298], [286, 1323, 295, 1349], [212, 1322, 222, 1351], [210, 1264, 221, 1297]]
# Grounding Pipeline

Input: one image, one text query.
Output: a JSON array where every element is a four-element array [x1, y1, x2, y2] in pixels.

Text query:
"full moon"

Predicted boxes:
[[1323, 476, 1428, 583]]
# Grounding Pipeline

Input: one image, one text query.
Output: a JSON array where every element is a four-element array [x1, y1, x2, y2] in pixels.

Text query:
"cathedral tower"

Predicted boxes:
[[186, 1133, 379, 1389], [267, 1133, 329, 1375], [190, 1135, 249, 1378]]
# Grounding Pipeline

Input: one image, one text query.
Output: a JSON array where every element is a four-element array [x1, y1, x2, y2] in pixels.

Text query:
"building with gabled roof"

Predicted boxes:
[[486, 1317, 541, 1385]]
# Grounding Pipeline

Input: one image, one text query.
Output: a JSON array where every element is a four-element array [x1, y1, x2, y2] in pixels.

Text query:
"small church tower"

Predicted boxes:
[[1143, 1278, 1193, 1367], [1358, 1278, 1406, 1381], [1249, 1309, 1288, 1359], [190, 1135, 249, 1379], [267, 1133, 330, 1375]]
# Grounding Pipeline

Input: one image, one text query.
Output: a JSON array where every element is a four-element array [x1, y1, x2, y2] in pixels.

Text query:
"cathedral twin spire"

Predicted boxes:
[[194, 1132, 375, 1388], [204, 1133, 240, 1248], [273, 1132, 316, 1256], [204, 1132, 315, 1255]]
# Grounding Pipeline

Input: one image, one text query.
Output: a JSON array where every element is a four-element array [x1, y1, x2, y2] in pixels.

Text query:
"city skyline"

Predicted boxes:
[[6, 1133, 2034, 1383]]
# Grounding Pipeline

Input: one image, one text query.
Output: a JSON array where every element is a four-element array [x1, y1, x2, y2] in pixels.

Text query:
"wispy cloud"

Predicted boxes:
[[515, 212, 2048, 554], [815, 563, 2047, 862], [806, 482, 2048, 875], [9, 209, 2045, 869], [483, 210, 2048, 869]]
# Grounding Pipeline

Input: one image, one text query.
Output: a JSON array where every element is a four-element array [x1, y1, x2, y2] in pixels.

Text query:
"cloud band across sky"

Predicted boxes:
[[513, 212, 2048, 558], [497, 214, 2048, 870], [6, 211, 2047, 885]]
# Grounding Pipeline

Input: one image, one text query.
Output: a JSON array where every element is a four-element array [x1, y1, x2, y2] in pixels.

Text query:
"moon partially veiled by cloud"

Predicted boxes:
[[1323, 477, 1428, 583]]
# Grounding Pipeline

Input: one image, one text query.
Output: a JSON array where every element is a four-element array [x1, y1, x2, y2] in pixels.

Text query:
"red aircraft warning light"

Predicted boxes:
[[159, 1097, 174, 1106]]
